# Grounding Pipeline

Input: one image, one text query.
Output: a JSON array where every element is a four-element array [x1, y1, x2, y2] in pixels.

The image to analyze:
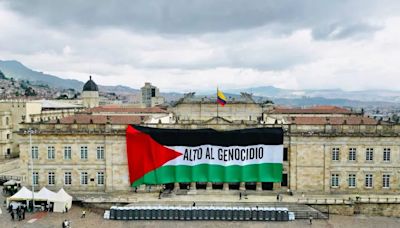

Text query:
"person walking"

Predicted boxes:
[[309, 215, 313, 225], [22, 206, 25, 220], [239, 192, 242, 200]]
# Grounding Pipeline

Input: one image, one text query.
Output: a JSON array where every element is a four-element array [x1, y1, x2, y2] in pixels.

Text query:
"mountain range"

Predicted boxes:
[[0, 59, 399, 107]]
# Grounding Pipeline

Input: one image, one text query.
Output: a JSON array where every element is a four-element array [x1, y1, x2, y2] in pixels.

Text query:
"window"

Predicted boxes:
[[283, 148, 288, 161], [64, 172, 72, 185], [6, 134, 10, 139], [97, 172, 105, 185], [64, 146, 71, 160], [365, 174, 373, 188], [383, 148, 391, 162], [80, 172, 88, 185], [80, 146, 88, 160], [348, 148, 356, 161], [48, 172, 55, 185], [365, 148, 374, 161], [332, 148, 340, 161], [97, 146, 104, 160], [32, 172, 39, 186], [383, 174, 390, 188], [31, 146, 38, 160], [331, 174, 339, 187], [5, 117, 9, 125], [348, 174, 356, 188], [47, 146, 55, 160]]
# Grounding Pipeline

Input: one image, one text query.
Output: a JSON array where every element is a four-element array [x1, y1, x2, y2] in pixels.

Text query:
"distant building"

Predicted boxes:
[[81, 76, 99, 108], [170, 92, 263, 124], [140, 82, 165, 107], [0, 100, 83, 158]]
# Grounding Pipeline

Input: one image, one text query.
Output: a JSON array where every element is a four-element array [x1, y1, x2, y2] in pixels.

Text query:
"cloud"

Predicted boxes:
[[4, 0, 398, 38], [1, 1, 400, 92]]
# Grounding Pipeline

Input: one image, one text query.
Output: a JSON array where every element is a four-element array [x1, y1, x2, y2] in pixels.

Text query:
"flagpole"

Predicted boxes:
[[216, 86, 219, 123]]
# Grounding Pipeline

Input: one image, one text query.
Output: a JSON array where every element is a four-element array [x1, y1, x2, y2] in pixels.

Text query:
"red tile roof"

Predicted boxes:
[[289, 116, 378, 125], [268, 106, 352, 114], [85, 106, 167, 114], [51, 114, 148, 124]]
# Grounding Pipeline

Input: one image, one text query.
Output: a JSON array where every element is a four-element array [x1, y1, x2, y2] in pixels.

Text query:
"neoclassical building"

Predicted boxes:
[[17, 102, 400, 195]]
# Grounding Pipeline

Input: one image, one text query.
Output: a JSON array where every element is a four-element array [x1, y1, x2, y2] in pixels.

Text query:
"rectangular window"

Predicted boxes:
[[47, 146, 55, 160], [97, 172, 105, 185], [80, 172, 88, 185], [64, 146, 72, 160], [64, 172, 72, 185], [383, 174, 390, 188], [283, 148, 288, 161], [48, 172, 55, 185], [348, 174, 356, 188], [331, 174, 339, 187], [383, 148, 391, 162], [365, 148, 374, 161], [348, 148, 357, 161], [80, 146, 88, 160], [365, 174, 373, 188], [32, 172, 39, 186], [96, 146, 104, 160], [332, 148, 340, 161], [31, 146, 39, 160]]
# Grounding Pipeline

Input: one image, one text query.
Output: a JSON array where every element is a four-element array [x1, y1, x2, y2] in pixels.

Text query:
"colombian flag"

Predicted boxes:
[[217, 89, 227, 106]]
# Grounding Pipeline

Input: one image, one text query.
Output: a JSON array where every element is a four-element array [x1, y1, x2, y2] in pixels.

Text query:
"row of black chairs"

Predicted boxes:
[[108, 206, 293, 221]]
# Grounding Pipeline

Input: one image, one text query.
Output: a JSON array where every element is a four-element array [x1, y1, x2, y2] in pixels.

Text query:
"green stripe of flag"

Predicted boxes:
[[132, 163, 282, 187]]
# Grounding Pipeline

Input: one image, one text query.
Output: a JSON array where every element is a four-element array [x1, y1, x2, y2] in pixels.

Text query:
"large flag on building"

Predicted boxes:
[[217, 89, 227, 106], [126, 125, 283, 187]]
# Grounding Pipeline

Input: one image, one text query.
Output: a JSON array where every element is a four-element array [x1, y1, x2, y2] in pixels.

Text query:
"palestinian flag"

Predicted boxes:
[[126, 125, 283, 187]]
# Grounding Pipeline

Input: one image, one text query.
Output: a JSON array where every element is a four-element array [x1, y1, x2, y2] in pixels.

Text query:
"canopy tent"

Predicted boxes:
[[50, 188, 73, 212], [35, 187, 57, 201], [3, 179, 21, 186], [6, 186, 33, 207]]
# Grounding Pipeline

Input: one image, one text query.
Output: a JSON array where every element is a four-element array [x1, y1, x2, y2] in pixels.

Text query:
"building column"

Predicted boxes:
[[239, 182, 246, 191], [206, 182, 213, 190], [223, 183, 229, 191], [174, 183, 180, 191], [190, 182, 197, 190], [256, 182, 262, 191], [138, 184, 146, 192], [273, 182, 281, 191]]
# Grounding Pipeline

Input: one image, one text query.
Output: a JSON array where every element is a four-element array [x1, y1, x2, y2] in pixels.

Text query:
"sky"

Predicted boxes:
[[0, 0, 400, 92]]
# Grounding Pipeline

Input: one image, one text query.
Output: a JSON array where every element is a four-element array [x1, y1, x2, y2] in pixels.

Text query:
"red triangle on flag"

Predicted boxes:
[[126, 125, 182, 185]]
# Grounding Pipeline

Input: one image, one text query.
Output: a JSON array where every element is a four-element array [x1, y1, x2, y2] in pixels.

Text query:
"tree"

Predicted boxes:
[[0, 70, 5, 79], [24, 87, 37, 96]]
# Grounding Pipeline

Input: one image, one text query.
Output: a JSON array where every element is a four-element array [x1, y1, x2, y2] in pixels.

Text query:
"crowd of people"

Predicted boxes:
[[7, 203, 26, 221]]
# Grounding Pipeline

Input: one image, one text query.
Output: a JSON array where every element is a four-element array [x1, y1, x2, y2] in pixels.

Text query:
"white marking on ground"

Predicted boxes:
[[27, 218, 37, 223]]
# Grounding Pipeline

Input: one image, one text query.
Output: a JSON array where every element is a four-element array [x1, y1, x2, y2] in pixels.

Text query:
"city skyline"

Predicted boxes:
[[1, 0, 400, 92]]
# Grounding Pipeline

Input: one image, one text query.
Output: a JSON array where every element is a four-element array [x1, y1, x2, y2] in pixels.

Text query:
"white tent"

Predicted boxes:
[[50, 188, 73, 213], [6, 186, 33, 207], [35, 187, 57, 202], [3, 179, 21, 186]]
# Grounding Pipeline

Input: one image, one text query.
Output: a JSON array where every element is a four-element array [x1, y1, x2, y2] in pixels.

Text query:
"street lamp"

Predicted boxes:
[[24, 128, 36, 211]]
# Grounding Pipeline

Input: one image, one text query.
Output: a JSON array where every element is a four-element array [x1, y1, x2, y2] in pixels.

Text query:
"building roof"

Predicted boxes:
[[86, 106, 167, 114], [82, 76, 98, 92], [40, 100, 83, 109], [267, 106, 352, 114], [51, 114, 148, 124], [288, 116, 378, 125]]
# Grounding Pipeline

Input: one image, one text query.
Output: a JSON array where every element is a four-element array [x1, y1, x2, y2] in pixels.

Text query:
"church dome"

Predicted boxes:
[[82, 76, 98, 92]]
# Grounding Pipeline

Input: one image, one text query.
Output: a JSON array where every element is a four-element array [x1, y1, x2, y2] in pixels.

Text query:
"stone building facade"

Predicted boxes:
[[17, 105, 400, 195]]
